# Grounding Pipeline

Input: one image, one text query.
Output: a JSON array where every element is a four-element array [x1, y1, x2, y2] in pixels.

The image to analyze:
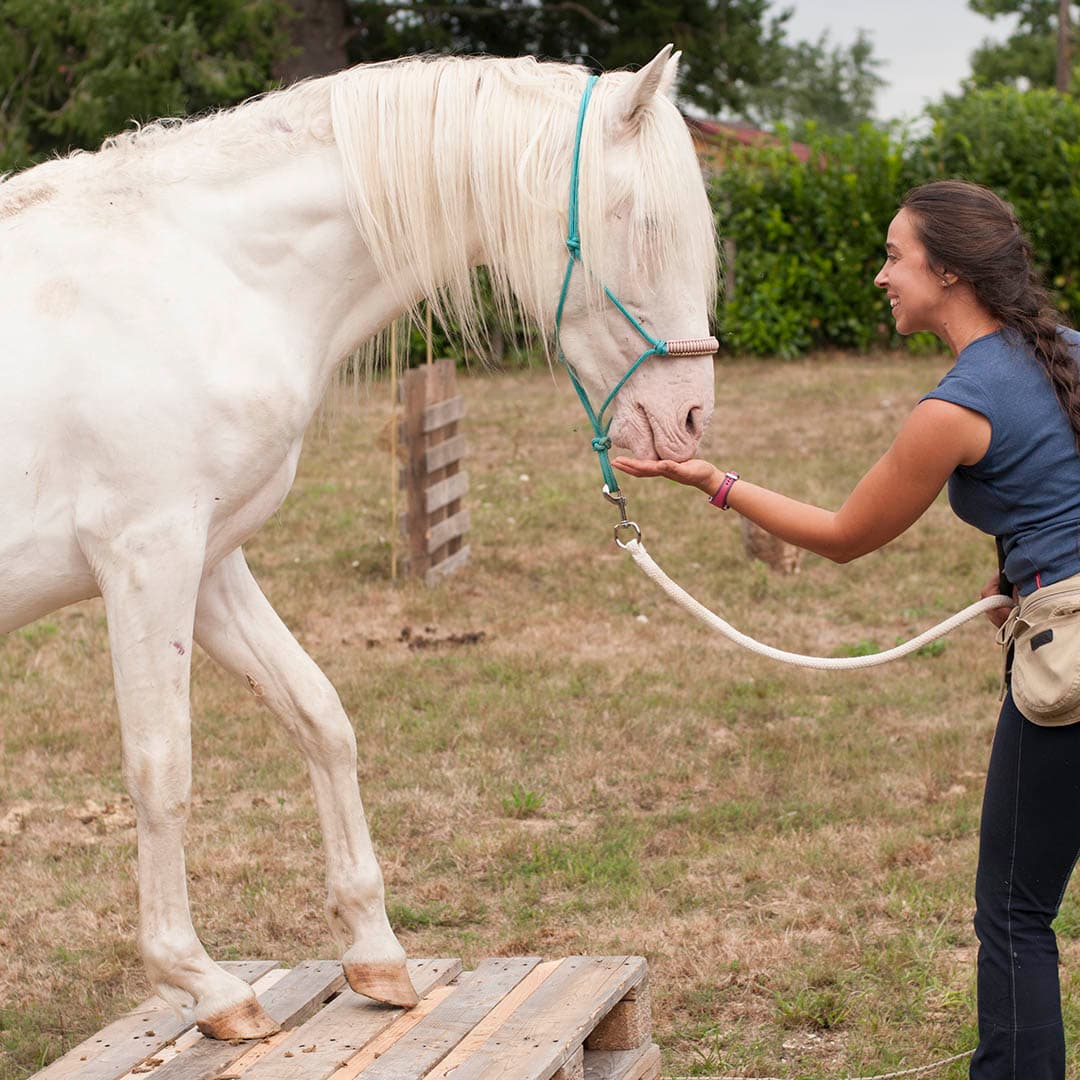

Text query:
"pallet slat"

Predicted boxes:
[[584, 978, 651, 1052], [359, 957, 542, 1080], [426, 509, 470, 554], [425, 961, 563, 1079], [326, 985, 458, 1080], [424, 434, 466, 474], [422, 396, 465, 434], [424, 472, 468, 515], [238, 959, 462, 1080], [145, 961, 346, 1080], [440, 956, 648, 1080], [35, 961, 281, 1080], [583, 1044, 661, 1080], [424, 545, 469, 585]]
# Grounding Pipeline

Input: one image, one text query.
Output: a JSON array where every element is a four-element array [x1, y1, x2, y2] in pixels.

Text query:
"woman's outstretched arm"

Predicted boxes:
[[613, 398, 991, 564]]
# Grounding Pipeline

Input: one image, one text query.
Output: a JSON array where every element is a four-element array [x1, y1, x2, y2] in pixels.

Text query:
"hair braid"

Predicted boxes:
[[901, 180, 1080, 452]]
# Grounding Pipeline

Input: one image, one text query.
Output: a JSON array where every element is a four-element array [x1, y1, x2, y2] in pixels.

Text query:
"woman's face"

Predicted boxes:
[[874, 209, 947, 336]]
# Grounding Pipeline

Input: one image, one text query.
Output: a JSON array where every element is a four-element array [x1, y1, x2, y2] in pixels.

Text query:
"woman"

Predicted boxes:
[[614, 180, 1080, 1078]]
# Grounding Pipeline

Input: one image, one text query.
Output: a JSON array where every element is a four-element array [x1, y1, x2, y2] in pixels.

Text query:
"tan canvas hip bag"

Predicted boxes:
[[998, 572, 1080, 726]]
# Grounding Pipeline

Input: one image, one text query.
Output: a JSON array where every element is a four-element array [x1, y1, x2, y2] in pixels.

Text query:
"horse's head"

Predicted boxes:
[[549, 48, 718, 463], [329, 51, 716, 462]]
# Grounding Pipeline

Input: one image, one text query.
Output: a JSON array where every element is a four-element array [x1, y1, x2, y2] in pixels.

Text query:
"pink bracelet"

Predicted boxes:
[[708, 471, 739, 510]]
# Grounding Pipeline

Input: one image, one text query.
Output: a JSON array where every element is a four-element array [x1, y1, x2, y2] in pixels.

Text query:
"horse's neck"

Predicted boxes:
[[170, 102, 473, 397]]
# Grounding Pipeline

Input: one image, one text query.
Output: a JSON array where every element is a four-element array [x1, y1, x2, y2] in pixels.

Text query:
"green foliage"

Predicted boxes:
[[345, 0, 794, 119], [501, 783, 546, 819], [714, 124, 907, 357], [0, 0, 290, 172], [743, 29, 886, 138], [716, 84, 1080, 356], [918, 85, 1080, 318], [967, 0, 1076, 90]]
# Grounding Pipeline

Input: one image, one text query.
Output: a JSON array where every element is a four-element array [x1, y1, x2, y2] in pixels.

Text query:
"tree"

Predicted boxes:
[[0, 0, 290, 173], [968, 0, 1077, 91], [275, 0, 349, 83], [344, 0, 794, 118], [740, 28, 885, 137]]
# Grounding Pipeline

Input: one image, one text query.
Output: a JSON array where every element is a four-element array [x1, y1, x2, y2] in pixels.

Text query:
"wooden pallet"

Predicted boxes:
[[33, 957, 659, 1080]]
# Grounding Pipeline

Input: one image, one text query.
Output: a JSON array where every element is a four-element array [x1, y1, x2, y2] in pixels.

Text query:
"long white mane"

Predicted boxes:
[[1, 54, 717, 352], [329, 54, 718, 347]]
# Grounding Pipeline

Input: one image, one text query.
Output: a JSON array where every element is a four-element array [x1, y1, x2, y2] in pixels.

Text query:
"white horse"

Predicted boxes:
[[0, 48, 717, 1039]]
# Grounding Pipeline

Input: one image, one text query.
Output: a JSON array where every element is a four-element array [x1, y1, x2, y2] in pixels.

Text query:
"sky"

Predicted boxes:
[[782, 0, 1020, 123]]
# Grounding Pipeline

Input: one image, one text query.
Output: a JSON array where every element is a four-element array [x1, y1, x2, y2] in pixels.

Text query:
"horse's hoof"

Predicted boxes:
[[196, 997, 280, 1040], [344, 960, 420, 1007]]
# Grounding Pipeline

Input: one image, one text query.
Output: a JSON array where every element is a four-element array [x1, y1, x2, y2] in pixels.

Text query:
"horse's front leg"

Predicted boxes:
[[88, 521, 279, 1039], [193, 548, 418, 1007]]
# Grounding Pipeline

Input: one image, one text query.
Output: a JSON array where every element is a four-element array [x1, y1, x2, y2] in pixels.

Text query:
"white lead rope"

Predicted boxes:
[[622, 538, 1015, 669], [623, 539, 995, 1080]]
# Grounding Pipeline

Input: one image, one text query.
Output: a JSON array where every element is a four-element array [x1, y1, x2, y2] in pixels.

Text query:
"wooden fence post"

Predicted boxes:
[[399, 358, 470, 584], [722, 238, 736, 302]]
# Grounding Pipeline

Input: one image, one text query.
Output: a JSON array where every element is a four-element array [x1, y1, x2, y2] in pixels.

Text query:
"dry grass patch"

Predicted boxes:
[[4, 352, 1079, 1078]]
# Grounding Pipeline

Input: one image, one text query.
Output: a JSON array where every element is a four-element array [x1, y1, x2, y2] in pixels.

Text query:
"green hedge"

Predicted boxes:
[[714, 87, 1080, 357]]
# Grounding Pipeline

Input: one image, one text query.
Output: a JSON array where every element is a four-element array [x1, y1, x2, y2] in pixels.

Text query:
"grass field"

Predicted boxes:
[[3, 352, 1079, 1079]]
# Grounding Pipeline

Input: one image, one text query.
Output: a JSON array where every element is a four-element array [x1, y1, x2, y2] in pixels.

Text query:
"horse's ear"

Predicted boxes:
[[660, 50, 681, 99], [612, 44, 675, 130]]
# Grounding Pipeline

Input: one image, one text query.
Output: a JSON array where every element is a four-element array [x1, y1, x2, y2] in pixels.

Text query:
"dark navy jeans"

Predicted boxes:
[[971, 692, 1080, 1078]]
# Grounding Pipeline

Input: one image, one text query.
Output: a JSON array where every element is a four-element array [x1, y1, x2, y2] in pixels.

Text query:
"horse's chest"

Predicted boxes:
[[205, 443, 303, 565]]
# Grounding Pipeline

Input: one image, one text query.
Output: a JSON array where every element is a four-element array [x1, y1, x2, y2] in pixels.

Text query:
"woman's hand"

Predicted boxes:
[[980, 572, 1016, 628], [612, 456, 723, 496]]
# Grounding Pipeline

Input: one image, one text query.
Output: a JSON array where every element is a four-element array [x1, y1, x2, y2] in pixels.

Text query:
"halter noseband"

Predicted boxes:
[[554, 74, 719, 503]]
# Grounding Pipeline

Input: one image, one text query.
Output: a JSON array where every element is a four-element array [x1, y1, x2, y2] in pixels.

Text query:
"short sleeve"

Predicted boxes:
[[921, 372, 994, 426]]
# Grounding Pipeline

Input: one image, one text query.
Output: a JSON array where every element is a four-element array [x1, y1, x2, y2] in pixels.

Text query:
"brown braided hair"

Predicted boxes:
[[901, 179, 1080, 451]]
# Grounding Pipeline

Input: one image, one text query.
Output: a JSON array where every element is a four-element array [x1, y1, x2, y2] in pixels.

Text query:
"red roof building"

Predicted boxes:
[[683, 115, 812, 169]]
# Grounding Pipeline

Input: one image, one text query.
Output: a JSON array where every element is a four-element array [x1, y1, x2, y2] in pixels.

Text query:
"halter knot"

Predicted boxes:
[[591, 435, 612, 452], [565, 237, 581, 259]]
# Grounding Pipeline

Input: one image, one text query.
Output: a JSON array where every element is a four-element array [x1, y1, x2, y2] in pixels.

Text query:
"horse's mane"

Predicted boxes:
[[329, 55, 717, 347], [1, 55, 717, 350]]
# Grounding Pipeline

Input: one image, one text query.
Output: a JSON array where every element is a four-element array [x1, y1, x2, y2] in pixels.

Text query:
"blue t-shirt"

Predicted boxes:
[[922, 327, 1080, 596]]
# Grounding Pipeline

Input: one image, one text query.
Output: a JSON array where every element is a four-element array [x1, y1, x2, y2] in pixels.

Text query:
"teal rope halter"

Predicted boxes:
[[553, 75, 719, 527]]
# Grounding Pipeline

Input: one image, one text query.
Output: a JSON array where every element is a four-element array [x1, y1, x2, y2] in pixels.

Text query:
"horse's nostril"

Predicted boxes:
[[686, 406, 703, 438]]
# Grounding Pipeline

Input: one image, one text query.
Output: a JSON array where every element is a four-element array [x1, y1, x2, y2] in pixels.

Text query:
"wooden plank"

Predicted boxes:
[[426, 509, 469, 554], [554, 1046, 584, 1080], [325, 984, 457, 1080], [424, 472, 468, 515], [144, 961, 346, 1080], [425, 434, 466, 474], [115, 971, 292, 1080], [423, 362, 460, 561], [422, 395, 465, 434], [35, 961, 281, 1080], [424, 545, 469, 586], [426, 359, 458, 406], [584, 979, 650, 1051], [425, 961, 563, 1079], [583, 1044, 661, 1080], [401, 367, 432, 576], [238, 958, 462, 1080], [437, 956, 648, 1080], [358, 957, 542, 1080]]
